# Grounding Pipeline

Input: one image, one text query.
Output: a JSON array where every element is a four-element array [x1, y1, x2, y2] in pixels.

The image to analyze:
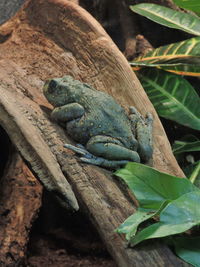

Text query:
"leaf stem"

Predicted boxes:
[[189, 161, 200, 183]]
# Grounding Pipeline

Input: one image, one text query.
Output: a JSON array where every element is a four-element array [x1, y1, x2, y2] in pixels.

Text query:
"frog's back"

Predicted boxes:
[[67, 87, 136, 148]]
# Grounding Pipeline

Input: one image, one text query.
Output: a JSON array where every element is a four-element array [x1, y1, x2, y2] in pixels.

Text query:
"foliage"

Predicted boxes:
[[130, 3, 200, 130], [130, 37, 200, 76], [173, 135, 200, 155], [171, 236, 200, 267], [172, 135, 200, 184], [123, 3, 200, 265], [184, 161, 200, 186], [115, 162, 200, 266], [137, 69, 200, 130], [130, 4, 200, 36]]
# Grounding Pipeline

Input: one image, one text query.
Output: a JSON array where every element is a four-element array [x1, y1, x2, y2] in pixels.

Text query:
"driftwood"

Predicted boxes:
[[0, 0, 187, 266]]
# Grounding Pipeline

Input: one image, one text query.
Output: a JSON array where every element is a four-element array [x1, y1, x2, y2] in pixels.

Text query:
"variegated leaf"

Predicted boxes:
[[137, 69, 200, 130], [130, 4, 200, 36], [130, 37, 200, 76], [160, 64, 200, 76]]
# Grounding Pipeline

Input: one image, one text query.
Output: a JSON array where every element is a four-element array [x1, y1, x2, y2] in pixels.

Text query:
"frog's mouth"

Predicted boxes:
[[43, 80, 49, 95]]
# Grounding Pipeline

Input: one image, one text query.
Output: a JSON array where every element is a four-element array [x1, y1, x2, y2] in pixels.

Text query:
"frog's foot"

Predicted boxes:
[[129, 106, 153, 123], [129, 107, 153, 162], [64, 143, 129, 169], [80, 157, 130, 169], [129, 106, 142, 117]]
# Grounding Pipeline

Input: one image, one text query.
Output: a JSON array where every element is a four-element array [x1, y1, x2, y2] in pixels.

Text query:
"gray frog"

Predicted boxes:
[[43, 76, 153, 168]]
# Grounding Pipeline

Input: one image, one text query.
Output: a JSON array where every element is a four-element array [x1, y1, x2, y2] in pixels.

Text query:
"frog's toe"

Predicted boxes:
[[129, 106, 139, 115], [76, 143, 85, 149], [80, 156, 104, 165], [64, 143, 88, 156], [146, 112, 153, 123], [64, 143, 96, 160], [80, 156, 129, 169]]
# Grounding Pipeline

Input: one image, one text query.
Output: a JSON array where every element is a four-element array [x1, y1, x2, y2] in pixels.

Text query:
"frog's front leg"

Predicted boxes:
[[51, 103, 85, 122], [129, 107, 153, 162]]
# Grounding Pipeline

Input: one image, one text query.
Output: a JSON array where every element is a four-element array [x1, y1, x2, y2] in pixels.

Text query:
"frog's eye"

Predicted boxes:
[[48, 79, 57, 93]]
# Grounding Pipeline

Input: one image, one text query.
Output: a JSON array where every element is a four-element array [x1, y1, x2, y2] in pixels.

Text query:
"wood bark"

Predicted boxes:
[[0, 0, 187, 266], [0, 150, 42, 265]]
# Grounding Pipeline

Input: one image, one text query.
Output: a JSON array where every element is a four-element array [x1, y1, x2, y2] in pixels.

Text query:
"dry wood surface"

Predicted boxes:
[[0, 0, 187, 266]]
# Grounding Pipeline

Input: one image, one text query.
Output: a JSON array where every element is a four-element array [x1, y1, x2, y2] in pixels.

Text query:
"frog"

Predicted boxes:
[[43, 75, 153, 169]]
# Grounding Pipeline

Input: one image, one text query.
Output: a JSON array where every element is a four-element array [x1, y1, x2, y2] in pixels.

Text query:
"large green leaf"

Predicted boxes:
[[130, 37, 200, 76], [173, 237, 200, 267], [137, 69, 200, 130], [173, 0, 200, 15], [116, 163, 200, 250], [115, 163, 198, 210], [130, 191, 200, 246], [130, 4, 200, 36]]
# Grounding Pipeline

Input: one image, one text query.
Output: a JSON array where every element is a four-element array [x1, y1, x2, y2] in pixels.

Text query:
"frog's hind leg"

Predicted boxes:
[[86, 135, 140, 162], [64, 143, 129, 168], [64, 135, 140, 169], [129, 106, 153, 162]]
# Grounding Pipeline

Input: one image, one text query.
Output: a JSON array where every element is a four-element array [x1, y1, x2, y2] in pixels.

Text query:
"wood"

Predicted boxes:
[[0, 150, 42, 266], [0, 86, 78, 211], [0, 0, 187, 266], [116, 0, 138, 58]]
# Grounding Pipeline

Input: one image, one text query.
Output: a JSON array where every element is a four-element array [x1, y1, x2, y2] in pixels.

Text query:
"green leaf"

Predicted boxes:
[[173, 0, 200, 15], [116, 210, 156, 240], [130, 37, 200, 76], [137, 69, 200, 130], [115, 162, 198, 210], [172, 140, 200, 155], [116, 201, 169, 240], [130, 3, 200, 36], [189, 161, 200, 184], [173, 237, 200, 267], [130, 191, 200, 246], [184, 161, 200, 181]]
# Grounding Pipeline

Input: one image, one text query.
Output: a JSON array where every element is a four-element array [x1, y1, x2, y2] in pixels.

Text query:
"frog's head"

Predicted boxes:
[[43, 76, 75, 107]]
